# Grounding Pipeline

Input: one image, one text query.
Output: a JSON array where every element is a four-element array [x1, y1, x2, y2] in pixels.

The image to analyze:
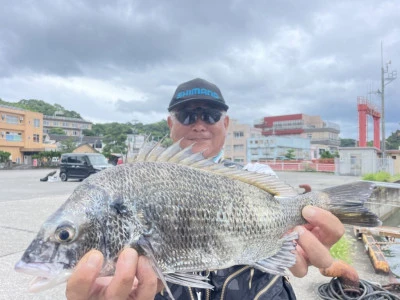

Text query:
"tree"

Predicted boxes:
[[0, 150, 11, 162], [60, 137, 77, 153], [91, 124, 108, 136], [320, 151, 339, 159], [49, 127, 66, 135], [285, 149, 296, 160], [101, 123, 132, 157], [340, 139, 356, 147], [0, 99, 82, 118], [82, 129, 95, 136], [129, 120, 170, 140], [386, 130, 400, 150]]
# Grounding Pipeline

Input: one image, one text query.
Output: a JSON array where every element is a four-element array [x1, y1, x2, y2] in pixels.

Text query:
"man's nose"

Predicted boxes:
[[191, 118, 207, 130]]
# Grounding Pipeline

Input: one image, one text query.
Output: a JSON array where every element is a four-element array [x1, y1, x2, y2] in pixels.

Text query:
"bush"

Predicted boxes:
[[374, 171, 391, 182], [362, 171, 391, 182], [330, 235, 353, 264], [362, 173, 375, 181]]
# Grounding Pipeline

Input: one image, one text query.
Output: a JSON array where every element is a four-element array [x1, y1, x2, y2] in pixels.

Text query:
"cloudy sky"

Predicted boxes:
[[1, 0, 399, 139]]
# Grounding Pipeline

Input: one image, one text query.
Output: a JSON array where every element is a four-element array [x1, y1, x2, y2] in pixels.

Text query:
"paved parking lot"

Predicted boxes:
[[0, 169, 392, 300], [0, 169, 79, 300]]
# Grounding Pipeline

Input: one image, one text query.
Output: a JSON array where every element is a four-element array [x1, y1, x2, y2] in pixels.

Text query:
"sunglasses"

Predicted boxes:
[[174, 107, 224, 125]]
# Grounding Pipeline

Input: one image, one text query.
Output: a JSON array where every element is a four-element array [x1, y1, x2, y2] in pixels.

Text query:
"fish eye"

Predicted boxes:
[[54, 224, 76, 243]]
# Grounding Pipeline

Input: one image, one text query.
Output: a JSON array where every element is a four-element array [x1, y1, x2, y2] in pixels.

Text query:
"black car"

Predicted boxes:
[[59, 153, 112, 181]]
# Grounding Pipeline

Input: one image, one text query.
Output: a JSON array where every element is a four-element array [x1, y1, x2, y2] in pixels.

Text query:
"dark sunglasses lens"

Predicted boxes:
[[175, 108, 222, 125], [201, 109, 222, 124], [176, 111, 197, 125]]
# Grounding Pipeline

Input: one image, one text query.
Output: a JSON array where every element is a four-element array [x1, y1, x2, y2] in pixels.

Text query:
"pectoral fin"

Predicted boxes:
[[252, 232, 298, 275]]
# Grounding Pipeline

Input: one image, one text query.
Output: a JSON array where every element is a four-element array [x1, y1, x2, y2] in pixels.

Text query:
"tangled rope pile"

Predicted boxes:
[[317, 277, 400, 299]]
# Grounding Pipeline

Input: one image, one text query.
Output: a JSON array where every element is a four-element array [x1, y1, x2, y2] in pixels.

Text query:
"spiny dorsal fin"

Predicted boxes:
[[134, 141, 297, 197], [135, 135, 158, 162]]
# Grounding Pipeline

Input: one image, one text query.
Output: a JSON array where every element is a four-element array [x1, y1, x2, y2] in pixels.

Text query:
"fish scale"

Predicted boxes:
[[115, 162, 301, 273]]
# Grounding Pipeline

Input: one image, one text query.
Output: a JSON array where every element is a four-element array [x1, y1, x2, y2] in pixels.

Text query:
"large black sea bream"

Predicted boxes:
[[15, 141, 381, 299]]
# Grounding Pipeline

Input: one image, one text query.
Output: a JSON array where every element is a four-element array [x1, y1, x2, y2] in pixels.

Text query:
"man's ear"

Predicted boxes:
[[167, 115, 173, 129], [167, 116, 174, 138], [224, 115, 229, 129]]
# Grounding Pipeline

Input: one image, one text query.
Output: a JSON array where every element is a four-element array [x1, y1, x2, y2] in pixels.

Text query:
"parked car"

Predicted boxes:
[[108, 153, 124, 166], [59, 153, 112, 181]]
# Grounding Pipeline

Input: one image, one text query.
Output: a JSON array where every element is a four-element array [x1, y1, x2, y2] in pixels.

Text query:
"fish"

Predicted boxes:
[[15, 141, 382, 299]]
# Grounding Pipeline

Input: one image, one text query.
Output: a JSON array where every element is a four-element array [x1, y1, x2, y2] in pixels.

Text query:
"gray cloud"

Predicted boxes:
[[0, 0, 399, 139]]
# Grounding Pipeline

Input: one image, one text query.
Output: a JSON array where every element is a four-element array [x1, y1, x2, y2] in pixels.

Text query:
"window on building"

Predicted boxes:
[[53, 122, 59, 126], [6, 115, 18, 124], [33, 119, 40, 128], [233, 131, 244, 138], [44, 120, 50, 125], [63, 122, 68, 127], [234, 158, 244, 163], [262, 149, 270, 155], [5, 132, 22, 141], [233, 144, 244, 152], [33, 134, 40, 143]]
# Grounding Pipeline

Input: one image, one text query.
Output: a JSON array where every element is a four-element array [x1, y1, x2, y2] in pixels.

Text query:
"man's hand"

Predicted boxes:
[[289, 206, 345, 277], [66, 248, 163, 300]]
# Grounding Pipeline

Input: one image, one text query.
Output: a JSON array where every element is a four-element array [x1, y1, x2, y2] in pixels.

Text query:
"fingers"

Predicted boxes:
[[289, 207, 344, 278], [66, 250, 104, 300], [133, 256, 161, 299], [302, 206, 345, 247], [289, 249, 308, 278], [66, 249, 157, 300], [294, 226, 333, 270], [105, 248, 138, 299]]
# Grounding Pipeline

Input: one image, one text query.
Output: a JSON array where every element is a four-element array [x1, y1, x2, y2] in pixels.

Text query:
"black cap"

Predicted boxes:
[[168, 78, 229, 111]]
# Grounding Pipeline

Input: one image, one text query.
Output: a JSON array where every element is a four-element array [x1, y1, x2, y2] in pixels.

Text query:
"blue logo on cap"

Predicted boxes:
[[176, 88, 220, 100]]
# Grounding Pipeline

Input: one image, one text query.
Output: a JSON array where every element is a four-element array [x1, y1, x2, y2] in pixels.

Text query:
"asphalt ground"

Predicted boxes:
[[0, 169, 393, 300]]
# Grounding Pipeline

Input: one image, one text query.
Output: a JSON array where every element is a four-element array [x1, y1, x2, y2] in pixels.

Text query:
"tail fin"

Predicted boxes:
[[322, 181, 381, 227]]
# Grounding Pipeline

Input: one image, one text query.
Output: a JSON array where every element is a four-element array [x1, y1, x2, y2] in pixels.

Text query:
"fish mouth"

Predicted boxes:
[[15, 260, 72, 292]]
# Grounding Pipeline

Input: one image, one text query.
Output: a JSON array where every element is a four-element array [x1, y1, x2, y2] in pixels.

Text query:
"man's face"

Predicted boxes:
[[167, 102, 229, 158]]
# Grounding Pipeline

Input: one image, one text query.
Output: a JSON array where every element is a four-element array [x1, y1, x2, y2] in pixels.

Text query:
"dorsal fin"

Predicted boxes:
[[134, 141, 297, 197], [135, 135, 158, 162]]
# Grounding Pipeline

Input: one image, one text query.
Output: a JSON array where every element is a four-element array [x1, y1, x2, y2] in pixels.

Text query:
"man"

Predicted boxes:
[[66, 78, 344, 299]]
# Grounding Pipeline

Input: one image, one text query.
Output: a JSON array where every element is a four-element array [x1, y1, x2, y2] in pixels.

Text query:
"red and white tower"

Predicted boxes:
[[357, 97, 381, 148]]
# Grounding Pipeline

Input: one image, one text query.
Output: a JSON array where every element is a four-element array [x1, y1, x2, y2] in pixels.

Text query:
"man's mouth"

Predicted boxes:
[[187, 137, 210, 141]]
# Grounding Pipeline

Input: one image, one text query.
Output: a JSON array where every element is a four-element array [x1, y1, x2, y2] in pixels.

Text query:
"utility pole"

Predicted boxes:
[[130, 119, 139, 161], [380, 41, 397, 160]]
